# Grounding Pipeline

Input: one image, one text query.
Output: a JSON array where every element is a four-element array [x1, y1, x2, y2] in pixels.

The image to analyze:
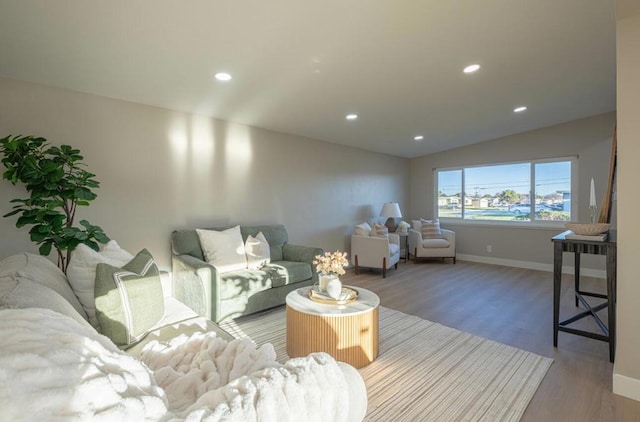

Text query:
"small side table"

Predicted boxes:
[[551, 230, 616, 362], [397, 232, 409, 263], [286, 286, 379, 368]]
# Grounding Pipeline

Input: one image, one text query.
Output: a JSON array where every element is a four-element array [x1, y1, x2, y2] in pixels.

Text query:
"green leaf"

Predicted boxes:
[[74, 187, 96, 201], [84, 240, 100, 251], [93, 231, 110, 244], [2, 209, 21, 218], [16, 215, 37, 227], [29, 231, 47, 242], [39, 243, 52, 256], [79, 220, 92, 229]]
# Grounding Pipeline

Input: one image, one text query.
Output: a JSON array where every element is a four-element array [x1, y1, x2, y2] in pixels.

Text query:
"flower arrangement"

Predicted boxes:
[[313, 250, 349, 276], [397, 220, 410, 233]]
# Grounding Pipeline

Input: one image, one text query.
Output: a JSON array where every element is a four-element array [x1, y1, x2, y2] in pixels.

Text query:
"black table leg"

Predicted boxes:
[[553, 242, 563, 347], [607, 246, 617, 362], [574, 252, 580, 307]]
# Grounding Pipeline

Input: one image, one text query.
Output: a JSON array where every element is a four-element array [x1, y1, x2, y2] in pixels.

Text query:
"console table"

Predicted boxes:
[[552, 230, 616, 362]]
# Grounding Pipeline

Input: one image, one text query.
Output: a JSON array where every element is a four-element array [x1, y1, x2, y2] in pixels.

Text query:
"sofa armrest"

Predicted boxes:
[[171, 254, 218, 321], [283, 244, 324, 265], [408, 228, 422, 254], [441, 229, 456, 249], [350, 235, 393, 266]]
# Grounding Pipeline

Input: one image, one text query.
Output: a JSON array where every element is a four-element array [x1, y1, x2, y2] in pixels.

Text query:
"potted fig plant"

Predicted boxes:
[[1, 134, 109, 273]]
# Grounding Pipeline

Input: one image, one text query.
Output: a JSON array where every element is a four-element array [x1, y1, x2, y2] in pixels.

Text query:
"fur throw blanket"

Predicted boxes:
[[0, 308, 350, 421]]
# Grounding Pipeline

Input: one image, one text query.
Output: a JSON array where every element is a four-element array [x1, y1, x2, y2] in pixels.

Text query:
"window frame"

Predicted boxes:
[[434, 156, 577, 228]]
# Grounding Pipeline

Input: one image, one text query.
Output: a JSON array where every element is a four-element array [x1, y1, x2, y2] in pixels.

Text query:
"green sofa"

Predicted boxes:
[[171, 224, 323, 322]]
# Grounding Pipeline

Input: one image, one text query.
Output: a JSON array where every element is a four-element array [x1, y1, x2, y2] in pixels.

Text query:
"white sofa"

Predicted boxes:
[[0, 252, 367, 421]]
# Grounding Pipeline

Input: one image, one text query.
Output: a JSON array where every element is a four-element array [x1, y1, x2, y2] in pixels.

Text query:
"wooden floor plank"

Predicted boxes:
[[340, 259, 640, 421]]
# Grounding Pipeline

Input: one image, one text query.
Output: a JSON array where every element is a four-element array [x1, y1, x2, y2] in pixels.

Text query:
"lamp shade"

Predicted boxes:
[[380, 202, 402, 218]]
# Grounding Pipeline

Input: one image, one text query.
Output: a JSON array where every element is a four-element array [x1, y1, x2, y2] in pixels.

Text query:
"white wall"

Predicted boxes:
[[613, 8, 640, 402], [0, 77, 408, 269], [408, 112, 616, 272]]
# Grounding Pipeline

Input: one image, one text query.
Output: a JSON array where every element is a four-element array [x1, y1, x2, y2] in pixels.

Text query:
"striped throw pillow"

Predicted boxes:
[[371, 222, 389, 238], [420, 219, 443, 239]]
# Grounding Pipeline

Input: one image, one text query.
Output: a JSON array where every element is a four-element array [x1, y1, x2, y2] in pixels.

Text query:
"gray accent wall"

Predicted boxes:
[[0, 77, 408, 269], [408, 112, 616, 272], [614, 7, 640, 401]]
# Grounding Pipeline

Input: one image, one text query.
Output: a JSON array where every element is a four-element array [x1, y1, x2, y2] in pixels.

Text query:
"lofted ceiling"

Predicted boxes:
[[0, 1, 616, 158]]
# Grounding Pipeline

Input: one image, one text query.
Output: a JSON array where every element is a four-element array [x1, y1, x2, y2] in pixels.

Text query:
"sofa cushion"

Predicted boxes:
[[263, 261, 313, 288], [354, 222, 372, 236], [245, 231, 271, 269], [95, 249, 164, 347], [421, 238, 451, 248], [241, 225, 288, 262], [172, 229, 206, 261], [371, 222, 389, 238], [126, 297, 234, 357], [0, 252, 88, 320], [197, 226, 247, 273], [0, 307, 167, 420], [67, 240, 134, 328], [218, 269, 273, 300], [171, 225, 290, 263], [0, 276, 94, 330], [389, 243, 401, 256]]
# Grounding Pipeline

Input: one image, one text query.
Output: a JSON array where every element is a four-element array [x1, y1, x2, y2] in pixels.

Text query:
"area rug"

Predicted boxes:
[[220, 306, 553, 422]]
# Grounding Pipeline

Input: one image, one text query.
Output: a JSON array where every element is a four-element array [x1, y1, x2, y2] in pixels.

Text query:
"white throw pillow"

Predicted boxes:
[[371, 222, 389, 238], [245, 232, 271, 270], [354, 222, 372, 236], [66, 240, 134, 329], [197, 226, 247, 273]]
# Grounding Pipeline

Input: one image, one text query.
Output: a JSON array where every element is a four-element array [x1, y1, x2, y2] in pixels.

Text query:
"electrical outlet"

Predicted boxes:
[[486, 245, 493, 253]]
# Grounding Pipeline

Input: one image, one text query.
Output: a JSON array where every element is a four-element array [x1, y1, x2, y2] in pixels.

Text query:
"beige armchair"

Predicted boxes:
[[408, 220, 456, 263], [351, 233, 401, 278]]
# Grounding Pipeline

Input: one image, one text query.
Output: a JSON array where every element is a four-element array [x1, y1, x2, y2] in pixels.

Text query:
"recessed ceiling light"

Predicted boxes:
[[214, 72, 232, 81], [463, 64, 481, 74], [513, 106, 527, 113], [414, 135, 424, 141], [345, 114, 358, 120]]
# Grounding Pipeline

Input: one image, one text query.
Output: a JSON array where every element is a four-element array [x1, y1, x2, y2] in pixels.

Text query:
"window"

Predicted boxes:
[[436, 158, 573, 223]]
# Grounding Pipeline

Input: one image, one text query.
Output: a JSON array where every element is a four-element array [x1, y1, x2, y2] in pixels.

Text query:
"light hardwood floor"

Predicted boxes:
[[340, 259, 640, 422]]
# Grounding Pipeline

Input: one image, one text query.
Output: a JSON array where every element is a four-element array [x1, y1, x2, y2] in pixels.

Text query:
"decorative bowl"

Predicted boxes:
[[565, 222, 611, 235]]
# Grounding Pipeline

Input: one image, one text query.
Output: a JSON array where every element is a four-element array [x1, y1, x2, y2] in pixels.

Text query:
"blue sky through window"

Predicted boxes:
[[438, 161, 571, 197]]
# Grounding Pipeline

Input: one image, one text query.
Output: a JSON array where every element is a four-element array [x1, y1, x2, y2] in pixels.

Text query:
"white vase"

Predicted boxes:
[[318, 274, 335, 293], [326, 277, 343, 299]]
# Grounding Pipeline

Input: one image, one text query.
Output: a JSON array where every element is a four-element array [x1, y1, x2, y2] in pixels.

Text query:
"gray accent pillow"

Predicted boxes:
[[94, 249, 164, 347]]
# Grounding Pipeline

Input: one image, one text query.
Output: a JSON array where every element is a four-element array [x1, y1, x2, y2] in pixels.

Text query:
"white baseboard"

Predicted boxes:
[[613, 372, 640, 402], [456, 254, 606, 279]]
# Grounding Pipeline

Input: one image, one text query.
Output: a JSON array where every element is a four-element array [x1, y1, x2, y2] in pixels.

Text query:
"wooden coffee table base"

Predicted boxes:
[[286, 305, 379, 369]]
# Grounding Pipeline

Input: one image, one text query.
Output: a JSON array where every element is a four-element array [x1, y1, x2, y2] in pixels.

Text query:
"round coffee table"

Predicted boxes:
[[285, 285, 379, 368]]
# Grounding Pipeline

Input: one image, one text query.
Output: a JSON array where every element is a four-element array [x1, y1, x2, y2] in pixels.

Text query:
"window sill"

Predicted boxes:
[[438, 218, 569, 231]]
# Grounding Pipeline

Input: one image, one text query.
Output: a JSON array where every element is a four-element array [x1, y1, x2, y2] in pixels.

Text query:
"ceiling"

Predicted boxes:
[[0, 1, 616, 158]]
